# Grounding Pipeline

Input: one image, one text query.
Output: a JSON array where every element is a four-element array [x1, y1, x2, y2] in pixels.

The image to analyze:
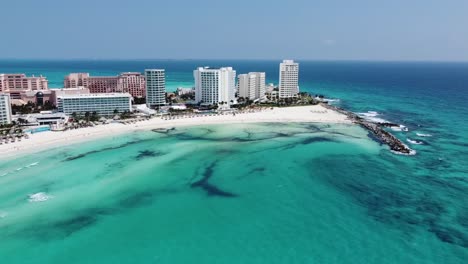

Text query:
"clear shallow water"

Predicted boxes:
[[0, 60, 467, 263]]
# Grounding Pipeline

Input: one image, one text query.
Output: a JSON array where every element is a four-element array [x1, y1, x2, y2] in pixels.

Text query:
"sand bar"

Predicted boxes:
[[0, 105, 351, 159]]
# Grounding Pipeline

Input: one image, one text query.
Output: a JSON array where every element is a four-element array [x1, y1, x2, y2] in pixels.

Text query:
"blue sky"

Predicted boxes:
[[1, 0, 468, 61]]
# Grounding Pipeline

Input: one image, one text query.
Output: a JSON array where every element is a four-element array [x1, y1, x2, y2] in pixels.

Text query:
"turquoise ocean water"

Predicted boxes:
[[0, 60, 467, 263]]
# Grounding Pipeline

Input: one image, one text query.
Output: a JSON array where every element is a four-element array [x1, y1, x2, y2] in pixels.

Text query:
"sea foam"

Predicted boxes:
[[357, 111, 391, 123], [28, 192, 53, 203], [416, 133, 433, 137], [406, 138, 424, 145]]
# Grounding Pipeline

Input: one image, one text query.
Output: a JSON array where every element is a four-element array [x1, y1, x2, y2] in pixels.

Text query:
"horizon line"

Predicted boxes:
[[0, 58, 468, 64]]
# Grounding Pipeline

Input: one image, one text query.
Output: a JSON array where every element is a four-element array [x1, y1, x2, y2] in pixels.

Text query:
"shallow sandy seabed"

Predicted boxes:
[[0, 105, 350, 159]]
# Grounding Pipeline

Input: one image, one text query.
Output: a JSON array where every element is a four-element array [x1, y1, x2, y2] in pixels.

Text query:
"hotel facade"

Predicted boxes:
[[0, 93, 12, 124], [237, 72, 266, 101], [0, 73, 49, 99], [279, 60, 299, 98], [145, 69, 166, 108], [64, 72, 146, 98], [194, 67, 236, 106], [57, 93, 132, 116]]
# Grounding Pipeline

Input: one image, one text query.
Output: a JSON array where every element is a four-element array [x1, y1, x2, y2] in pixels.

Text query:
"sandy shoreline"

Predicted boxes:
[[0, 105, 351, 159]]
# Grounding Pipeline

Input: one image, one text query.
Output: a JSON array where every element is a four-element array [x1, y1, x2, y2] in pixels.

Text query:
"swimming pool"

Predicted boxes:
[[24, 126, 51, 134]]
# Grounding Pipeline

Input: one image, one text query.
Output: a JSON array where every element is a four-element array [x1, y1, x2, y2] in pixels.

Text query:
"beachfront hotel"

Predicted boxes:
[[237, 72, 266, 101], [279, 60, 299, 98], [57, 93, 132, 116], [0, 73, 49, 99], [63, 73, 90, 88], [50, 87, 91, 105], [0, 93, 12, 124], [194, 67, 236, 106], [145, 69, 166, 108], [63, 72, 146, 98]]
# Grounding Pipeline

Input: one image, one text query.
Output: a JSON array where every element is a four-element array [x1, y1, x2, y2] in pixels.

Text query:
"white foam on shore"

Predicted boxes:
[[391, 149, 417, 156], [324, 98, 340, 104], [357, 111, 392, 124], [416, 133, 433, 137], [390, 125, 409, 132], [406, 138, 424, 145], [28, 192, 53, 203], [25, 162, 39, 168]]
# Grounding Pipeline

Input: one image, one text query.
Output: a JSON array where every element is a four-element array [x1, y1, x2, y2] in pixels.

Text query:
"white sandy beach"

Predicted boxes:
[[0, 105, 351, 158]]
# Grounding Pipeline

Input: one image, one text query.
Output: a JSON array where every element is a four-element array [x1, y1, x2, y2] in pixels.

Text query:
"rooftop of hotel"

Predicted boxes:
[[57, 93, 132, 98], [53, 87, 88, 91], [196, 66, 234, 71]]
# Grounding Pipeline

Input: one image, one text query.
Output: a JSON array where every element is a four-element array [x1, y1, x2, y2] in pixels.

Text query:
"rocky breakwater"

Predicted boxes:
[[321, 103, 415, 155]]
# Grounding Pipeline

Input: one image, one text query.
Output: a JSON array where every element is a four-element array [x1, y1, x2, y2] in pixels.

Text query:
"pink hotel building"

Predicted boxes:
[[0, 73, 49, 99], [0, 73, 54, 105], [64, 72, 146, 98]]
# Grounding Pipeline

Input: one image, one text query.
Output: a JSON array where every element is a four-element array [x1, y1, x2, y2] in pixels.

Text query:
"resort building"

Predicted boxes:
[[237, 72, 266, 101], [0, 93, 12, 124], [19, 112, 69, 126], [63, 72, 146, 98], [50, 87, 90, 105], [176, 87, 195, 96], [16, 90, 54, 106], [86, 76, 119, 93], [0, 73, 49, 100], [118, 72, 146, 98], [194, 67, 236, 106], [63, 73, 90, 88], [279, 60, 299, 98], [145, 69, 166, 108], [57, 93, 132, 116]]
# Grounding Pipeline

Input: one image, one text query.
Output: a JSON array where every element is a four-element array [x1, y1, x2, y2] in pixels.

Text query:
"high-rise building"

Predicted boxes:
[[56, 93, 132, 116], [119, 72, 146, 98], [86, 76, 119, 94], [194, 67, 236, 106], [237, 72, 266, 101], [0, 73, 49, 99], [63, 72, 146, 98], [279, 60, 299, 98], [0, 93, 12, 124], [63, 73, 89, 88], [50, 87, 91, 105], [145, 69, 166, 108]]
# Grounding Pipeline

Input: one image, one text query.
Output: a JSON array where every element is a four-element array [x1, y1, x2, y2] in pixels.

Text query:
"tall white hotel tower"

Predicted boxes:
[[145, 69, 166, 108], [279, 60, 299, 98], [0, 93, 12, 124], [237, 72, 266, 100], [194, 67, 236, 106]]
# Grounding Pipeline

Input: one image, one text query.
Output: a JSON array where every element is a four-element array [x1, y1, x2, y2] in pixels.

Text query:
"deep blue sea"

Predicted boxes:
[[0, 60, 467, 263]]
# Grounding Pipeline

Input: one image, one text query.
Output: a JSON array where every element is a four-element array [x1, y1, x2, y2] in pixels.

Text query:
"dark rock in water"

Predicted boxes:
[[191, 162, 238, 198], [51, 207, 115, 237], [54, 215, 98, 236], [429, 225, 468, 248], [119, 191, 154, 208], [63, 138, 153, 161], [321, 103, 414, 155], [301, 137, 334, 145], [152, 127, 175, 133], [135, 150, 163, 160]]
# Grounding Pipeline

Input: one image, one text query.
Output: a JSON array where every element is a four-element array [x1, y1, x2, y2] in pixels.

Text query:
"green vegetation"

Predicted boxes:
[[11, 101, 56, 115]]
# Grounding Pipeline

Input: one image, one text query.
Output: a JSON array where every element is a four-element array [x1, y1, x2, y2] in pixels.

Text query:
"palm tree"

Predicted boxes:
[[84, 112, 90, 122]]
